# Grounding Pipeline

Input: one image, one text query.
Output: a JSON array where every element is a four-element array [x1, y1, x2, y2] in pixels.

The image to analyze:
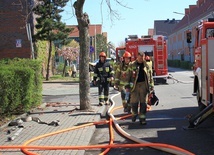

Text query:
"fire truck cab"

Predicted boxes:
[[188, 18, 214, 128], [116, 35, 168, 84]]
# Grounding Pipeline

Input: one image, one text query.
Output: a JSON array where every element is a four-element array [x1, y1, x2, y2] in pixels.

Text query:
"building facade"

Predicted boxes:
[[65, 24, 110, 61], [167, 0, 214, 63], [0, 0, 34, 59]]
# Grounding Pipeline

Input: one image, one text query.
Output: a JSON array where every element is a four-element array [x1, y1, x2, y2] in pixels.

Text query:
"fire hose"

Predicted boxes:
[[0, 93, 195, 155], [167, 74, 193, 84]]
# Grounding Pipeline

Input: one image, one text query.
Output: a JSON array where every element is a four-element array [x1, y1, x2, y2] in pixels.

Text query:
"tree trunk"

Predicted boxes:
[[46, 40, 52, 81], [74, 0, 91, 110], [62, 59, 67, 77]]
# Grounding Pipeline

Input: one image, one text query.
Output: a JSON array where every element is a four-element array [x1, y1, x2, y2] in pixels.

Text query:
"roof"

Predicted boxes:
[[173, 0, 214, 31], [66, 24, 102, 37], [154, 20, 180, 36]]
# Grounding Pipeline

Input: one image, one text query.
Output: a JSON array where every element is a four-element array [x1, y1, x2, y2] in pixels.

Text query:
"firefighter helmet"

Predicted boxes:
[[123, 51, 131, 58], [145, 56, 150, 61], [99, 52, 106, 57]]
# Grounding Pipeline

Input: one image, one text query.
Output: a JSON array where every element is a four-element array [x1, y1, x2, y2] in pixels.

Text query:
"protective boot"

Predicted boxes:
[[127, 103, 131, 114], [99, 100, 104, 106], [139, 103, 147, 125], [132, 114, 138, 122], [131, 102, 138, 122], [139, 118, 147, 125]]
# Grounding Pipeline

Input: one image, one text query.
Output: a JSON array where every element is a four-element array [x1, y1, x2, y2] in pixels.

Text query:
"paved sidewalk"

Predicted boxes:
[[0, 82, 108, 155]]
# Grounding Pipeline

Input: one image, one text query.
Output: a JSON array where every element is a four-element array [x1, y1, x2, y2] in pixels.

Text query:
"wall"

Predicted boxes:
[[0, 0, 32, 59]]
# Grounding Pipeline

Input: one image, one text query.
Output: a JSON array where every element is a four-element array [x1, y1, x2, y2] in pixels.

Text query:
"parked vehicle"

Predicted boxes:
[[116, 35, 168, 83], [187, 18, 214, 128]]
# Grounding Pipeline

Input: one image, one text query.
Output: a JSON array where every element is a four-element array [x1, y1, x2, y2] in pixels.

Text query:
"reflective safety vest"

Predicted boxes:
[[114, 61, 132, 88], [93, 60, 113, 82]]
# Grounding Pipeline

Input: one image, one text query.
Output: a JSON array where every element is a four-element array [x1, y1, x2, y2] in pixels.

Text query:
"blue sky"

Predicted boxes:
[[61, 0, 197, 46]]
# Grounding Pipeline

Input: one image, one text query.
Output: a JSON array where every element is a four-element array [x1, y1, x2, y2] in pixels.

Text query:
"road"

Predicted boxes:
[[85, 68, 214, 155]]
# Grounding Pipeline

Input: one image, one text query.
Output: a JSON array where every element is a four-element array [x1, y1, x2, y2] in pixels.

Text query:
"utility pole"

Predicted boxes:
[[94, 24, 97, 60]]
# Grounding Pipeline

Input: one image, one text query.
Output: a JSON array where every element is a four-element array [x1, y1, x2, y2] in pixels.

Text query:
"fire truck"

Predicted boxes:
[[188, 18, 214, 128], [116, 35, 168, 84]]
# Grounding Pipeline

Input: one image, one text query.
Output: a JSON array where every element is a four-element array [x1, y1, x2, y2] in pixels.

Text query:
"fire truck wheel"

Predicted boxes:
[[196, 88, 201, 103]]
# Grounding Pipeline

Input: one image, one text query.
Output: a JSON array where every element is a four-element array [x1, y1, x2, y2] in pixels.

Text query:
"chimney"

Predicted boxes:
[[189, 5, 197, 13], [185, 8, 190, 15], [197, 0, 205, 7]]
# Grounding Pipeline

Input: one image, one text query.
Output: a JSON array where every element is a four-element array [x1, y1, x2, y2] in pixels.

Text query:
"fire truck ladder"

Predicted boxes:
[[185, 103, 214, 129], [156, 36, 164, 72]]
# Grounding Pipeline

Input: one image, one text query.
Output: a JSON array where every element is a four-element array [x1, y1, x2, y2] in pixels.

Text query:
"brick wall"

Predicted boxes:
[[0, 0, 33, 59]]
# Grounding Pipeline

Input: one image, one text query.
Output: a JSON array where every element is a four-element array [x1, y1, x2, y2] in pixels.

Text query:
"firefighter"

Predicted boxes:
[[114, 56, 123, 73], [93, 52, 114, 106], [114, 51, 132, 113], [130, 51, 154, 125]]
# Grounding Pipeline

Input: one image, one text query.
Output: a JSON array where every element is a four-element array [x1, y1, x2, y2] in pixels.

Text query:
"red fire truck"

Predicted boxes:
[[116, 35, 168, 83], [188, 18, 214, 129]]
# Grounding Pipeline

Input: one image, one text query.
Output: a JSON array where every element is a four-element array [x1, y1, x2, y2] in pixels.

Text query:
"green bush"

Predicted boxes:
[[168, 59, 192, 70], [0, 58, 42, 116], [56, 62, 69, 74]]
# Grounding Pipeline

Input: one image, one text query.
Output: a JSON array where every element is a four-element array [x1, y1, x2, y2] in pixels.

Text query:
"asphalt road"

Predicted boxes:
[[85, 68, 214, 155]]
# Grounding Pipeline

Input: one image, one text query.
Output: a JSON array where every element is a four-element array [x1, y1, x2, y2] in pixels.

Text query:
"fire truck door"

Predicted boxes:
[[201, 39, 214, 105]]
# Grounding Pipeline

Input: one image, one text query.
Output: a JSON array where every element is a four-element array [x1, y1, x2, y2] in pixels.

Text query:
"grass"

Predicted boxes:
[[43, 74, 80, 82]]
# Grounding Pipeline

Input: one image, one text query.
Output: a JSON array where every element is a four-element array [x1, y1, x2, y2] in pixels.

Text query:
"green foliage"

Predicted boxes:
[[56, 62, 69, 73], [33, 0, 72, 44], [0, 58, 42, 116], [168, 59, 193, 70], [35, 40, 47, 61], [96, 34, 108, 54], [33, 0, 72, 80]]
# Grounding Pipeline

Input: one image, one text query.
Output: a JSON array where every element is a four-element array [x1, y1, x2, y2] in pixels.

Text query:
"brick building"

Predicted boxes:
[[0, 0, 34, 59], [167, 0, 214, 62]]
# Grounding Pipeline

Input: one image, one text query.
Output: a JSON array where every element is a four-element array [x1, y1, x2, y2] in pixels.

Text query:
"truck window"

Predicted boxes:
[[118, 50, 125, 57], [206, 29, 214, 38]]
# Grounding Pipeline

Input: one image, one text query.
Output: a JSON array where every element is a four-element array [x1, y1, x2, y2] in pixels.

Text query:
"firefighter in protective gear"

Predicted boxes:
[[130, 51, 154, 125], [114, 51, 132, 113], [93, 52, 114, 106], [113, 57, 123, 74]]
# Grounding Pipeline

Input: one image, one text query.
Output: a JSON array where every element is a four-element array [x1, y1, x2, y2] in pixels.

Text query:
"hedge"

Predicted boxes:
[[0, 58, 42, 116]]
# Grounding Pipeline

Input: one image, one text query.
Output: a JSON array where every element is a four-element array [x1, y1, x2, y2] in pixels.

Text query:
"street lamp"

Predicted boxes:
[[173, 12, 190, 29], [173, 11, 191, 62]]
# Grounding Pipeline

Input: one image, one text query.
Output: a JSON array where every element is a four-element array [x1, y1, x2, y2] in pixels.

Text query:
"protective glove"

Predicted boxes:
[[114, 85, 119, 91], [149, 86, 154, 93]]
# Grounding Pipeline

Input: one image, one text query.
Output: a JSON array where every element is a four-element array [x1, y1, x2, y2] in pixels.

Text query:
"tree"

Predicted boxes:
[[73, 0, 91, 110], [33, 0, 72, 80], [96, 34, 108, 55], [57, 40, 80, 76]]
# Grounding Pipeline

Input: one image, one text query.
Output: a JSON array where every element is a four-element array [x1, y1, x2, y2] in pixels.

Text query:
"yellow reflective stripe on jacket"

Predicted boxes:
[[98, 67, 103, 72], [94, 73, 98, 77], [119, 81, 129, 86], [107, 78, 111, 82]]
